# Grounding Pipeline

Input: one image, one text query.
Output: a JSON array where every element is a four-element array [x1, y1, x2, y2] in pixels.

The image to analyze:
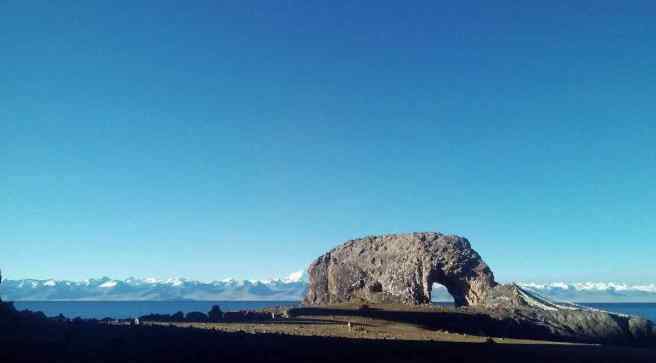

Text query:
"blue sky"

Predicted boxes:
[[2, 1, 655, 283]]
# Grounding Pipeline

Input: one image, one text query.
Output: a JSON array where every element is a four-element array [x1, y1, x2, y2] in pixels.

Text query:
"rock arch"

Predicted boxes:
[[304, 232, 497, 307]]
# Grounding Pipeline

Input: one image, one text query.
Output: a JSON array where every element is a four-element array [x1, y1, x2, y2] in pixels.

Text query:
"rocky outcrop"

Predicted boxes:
[[304, 232, 497, 306], [305, 232, 656, 346], [481, 284, 656, 346]]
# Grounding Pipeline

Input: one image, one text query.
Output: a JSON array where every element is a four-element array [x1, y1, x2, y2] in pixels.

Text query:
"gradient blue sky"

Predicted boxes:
[[2, 1, 655, 283]]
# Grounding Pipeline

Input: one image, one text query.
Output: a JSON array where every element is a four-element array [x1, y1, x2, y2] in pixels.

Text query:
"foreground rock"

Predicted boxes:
[[482, 284, 656, 346], [305, 233, 496, 306], [305, 232, 656, 346]]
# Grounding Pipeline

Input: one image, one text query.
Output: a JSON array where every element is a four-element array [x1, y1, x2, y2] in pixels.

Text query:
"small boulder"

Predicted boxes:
[[171, 311, 185, 322], [208, 305, 223, 322]]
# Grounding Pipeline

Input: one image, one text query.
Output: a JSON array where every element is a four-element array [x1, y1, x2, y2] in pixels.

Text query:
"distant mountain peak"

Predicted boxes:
[[98, 280, 118, 288], [283, 270, 307, 283]]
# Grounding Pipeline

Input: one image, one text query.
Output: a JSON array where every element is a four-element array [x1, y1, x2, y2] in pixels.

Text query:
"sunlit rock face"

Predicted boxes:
[[304, 232, 497, 307]]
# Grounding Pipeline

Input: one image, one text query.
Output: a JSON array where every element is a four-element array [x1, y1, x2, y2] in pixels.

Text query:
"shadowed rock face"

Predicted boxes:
[[481, 284, 656, 346], [304, 232, 497, 307]]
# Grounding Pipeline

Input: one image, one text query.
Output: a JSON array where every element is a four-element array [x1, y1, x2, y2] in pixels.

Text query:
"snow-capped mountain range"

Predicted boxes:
[[0, 271, 308, 301], [2, 273, 656, 302]]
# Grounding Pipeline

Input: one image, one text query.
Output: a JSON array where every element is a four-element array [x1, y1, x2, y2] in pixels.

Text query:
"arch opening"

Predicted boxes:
[[425, 268, 467, 307], [430, 282, 455, 304]]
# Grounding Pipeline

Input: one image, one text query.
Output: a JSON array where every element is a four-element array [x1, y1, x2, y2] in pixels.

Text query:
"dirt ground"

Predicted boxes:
[[146, 304, 577, 345]]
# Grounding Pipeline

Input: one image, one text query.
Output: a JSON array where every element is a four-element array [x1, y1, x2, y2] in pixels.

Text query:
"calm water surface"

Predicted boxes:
[[12, 301, 656, 321], [581, 303, 656, 321], [13, 301, 300, 319]]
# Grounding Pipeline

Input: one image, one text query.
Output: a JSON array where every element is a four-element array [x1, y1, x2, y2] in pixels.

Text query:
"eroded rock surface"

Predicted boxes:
[[304, 232, 497, 306], [481, 284, 656, 346], [305, 232, 656, 346]]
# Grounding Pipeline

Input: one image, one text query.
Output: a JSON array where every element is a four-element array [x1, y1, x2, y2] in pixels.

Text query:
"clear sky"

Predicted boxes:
[[2, 1, 655, 283]]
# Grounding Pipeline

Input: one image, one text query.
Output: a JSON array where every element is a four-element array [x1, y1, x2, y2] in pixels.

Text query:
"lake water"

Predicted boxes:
[[12, 301, 300, 319], [11, 301, 656, 322], [580, 303, 656, 321]]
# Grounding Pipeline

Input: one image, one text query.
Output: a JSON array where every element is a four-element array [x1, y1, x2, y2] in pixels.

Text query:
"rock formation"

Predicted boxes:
[[482, 284, 656, 346], [305, 232, 656, 346], [304, 232, 497, 306]]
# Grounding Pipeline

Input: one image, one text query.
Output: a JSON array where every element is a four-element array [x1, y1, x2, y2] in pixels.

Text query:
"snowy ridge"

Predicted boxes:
[[517, 282, 656, 303], [513, 284, 635, 319], [514, 284, 583, 311], [0, 271, 309, 301]]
